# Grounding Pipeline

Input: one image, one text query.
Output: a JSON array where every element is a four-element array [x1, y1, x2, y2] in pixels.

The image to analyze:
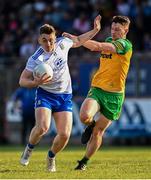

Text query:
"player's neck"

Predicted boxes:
[[112, 35, 126, 40]]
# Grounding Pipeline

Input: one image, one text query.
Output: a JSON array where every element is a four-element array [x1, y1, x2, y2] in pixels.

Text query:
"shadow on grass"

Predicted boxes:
[[0, 169, 43, 173]]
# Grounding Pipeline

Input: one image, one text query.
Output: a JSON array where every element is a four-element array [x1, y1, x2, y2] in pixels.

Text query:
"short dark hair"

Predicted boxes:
[[112, 16, 130, 26], [39, 24, 56, 35]]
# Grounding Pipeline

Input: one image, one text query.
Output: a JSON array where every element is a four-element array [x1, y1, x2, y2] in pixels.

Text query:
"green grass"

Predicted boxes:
[[0, 145, 151, 179]]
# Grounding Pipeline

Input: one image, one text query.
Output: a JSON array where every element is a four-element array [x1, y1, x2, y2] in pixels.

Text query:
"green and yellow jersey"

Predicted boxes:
[[91, 37, 133, 92]]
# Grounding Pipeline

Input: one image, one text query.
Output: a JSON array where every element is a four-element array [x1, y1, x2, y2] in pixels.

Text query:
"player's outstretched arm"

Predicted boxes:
[[62, 15, 101, 48], [63, 15, 116, 53], [83, 40, 116, 52]]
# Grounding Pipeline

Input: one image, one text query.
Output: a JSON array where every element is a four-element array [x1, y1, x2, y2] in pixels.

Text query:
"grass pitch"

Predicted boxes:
[[0, 145, 151, 179]]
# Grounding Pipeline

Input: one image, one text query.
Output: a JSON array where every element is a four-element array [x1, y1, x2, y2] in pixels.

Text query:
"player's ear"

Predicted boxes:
[[124, 28, 129, 35], [124, 24, 129, 34], [38, 36, 42, 44]]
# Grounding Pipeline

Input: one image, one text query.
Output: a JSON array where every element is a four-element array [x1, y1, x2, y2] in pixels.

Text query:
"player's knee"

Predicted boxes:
[[80, 111, 92, 124], [59, 132, 70, 142], [36, 126, 49, 135]]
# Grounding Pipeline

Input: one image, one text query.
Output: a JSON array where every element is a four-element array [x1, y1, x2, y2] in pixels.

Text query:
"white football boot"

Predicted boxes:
[[20, 146, 32, 166], [47, 156, 56, 172]]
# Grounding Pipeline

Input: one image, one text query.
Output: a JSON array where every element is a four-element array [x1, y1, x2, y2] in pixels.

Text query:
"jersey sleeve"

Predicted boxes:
[[25, 56, 37, 72], [112, 39, 132, 55], [25, 47, 44, 72], [62, 37, 73, 49]]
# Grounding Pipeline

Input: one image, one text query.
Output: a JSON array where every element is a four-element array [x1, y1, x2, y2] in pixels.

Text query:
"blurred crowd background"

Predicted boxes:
[[0, 0, 151, 145], [0, 0, 151, 60]]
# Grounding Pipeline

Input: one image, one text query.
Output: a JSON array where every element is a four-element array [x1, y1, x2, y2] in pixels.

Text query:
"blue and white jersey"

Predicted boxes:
[[25, 37, 73, 94]]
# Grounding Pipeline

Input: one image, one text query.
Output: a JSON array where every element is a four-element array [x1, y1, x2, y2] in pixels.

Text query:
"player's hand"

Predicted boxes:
[[94, 15, 101, 32], [33, 73, 52, 85], [62, 32, 77, 40]]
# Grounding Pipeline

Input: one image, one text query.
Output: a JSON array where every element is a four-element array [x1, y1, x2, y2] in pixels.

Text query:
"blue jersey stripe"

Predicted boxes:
[[56, 37, 64, 42], [32, 48, 44, 60], [34, 48, 44, 56]]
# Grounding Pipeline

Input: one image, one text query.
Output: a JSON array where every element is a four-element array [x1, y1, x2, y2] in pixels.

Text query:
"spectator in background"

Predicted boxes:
[[20, 36, 36, 58], [0, 0, 150, 58], [73, 13, 91, 34], [142, 0, 151, 33], [143, 33, 151, 51], [33, 0, 46, 13], [60, 11, 73, 32], [116, 0, 130, 16], [11, 87, 36, 145], [8, 13, 18, 32]]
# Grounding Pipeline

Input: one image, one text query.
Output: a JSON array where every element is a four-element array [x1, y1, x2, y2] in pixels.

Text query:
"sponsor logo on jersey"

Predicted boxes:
[[59, 43, 65, 50], [53, 58, 65, 71], [100, 53, 112, 59], [37, 100, 41, 105], [53, 52, 57, 56]]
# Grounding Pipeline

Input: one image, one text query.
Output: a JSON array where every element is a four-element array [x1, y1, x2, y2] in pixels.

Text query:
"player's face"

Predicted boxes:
[[111, 22, 127, 40], [39, 33, 56, 52]]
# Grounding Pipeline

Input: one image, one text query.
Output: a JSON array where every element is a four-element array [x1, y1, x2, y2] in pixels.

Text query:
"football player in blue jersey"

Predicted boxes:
[[19, 15, 101, 172]]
